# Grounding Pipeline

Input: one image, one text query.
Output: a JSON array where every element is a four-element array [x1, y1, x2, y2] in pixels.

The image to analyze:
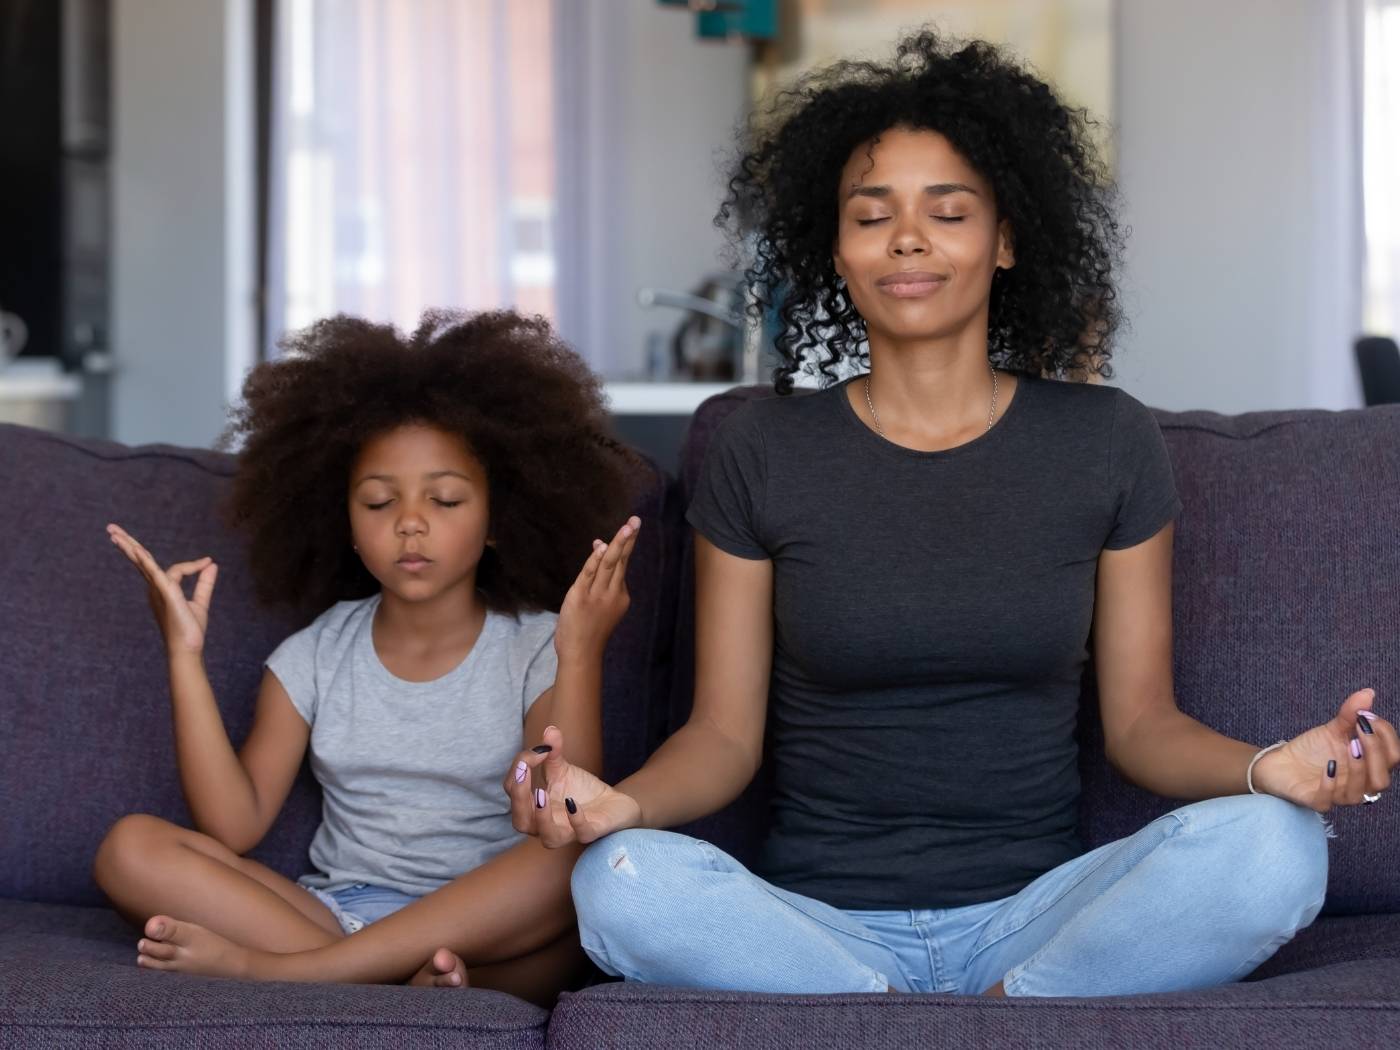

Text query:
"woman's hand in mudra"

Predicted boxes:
[[503, 725, 643, 847], [1252, 688, 1399, 810]]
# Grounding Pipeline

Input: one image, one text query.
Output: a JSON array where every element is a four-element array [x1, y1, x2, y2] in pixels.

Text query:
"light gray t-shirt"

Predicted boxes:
[[266, 593, 558, 896]]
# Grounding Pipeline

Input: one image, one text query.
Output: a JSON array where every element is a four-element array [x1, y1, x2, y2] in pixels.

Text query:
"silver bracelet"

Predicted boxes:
[[1246, 740, 1288, 794]]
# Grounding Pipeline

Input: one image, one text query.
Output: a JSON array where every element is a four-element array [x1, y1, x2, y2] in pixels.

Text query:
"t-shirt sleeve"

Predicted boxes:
[[684, 404, 770, 559], [1104, 390, 1183, 550], [265, 624, 319, 726], [521, 617, 558, 717]]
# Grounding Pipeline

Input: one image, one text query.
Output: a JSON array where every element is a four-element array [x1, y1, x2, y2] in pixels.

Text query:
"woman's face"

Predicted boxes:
[[832, 126, 1014, 348], [348, 424, 491, 603]]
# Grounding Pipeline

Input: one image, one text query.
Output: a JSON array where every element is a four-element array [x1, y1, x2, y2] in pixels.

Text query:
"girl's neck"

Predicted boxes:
[[373, 580, 488, 653]]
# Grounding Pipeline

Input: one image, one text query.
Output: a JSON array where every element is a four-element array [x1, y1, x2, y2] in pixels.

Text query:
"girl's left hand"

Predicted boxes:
[[1252, 688, 1400, 811], [554, 516, 641, 661]]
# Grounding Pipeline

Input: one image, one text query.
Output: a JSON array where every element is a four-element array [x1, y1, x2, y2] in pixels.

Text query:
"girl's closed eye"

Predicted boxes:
[[366, 499, 393, 511]]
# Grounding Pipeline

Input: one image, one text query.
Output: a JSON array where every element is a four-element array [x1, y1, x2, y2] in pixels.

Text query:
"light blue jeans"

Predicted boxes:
[[301, 881, 419, 935], [571, 795, 1329, 997]]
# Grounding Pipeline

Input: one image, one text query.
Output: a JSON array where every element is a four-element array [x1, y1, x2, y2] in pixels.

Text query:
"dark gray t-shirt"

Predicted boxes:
[[685, 373, 1182, 910]]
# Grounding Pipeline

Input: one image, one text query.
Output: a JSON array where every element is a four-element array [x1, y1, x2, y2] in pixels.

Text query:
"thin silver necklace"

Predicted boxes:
[[864, 366, 1000, 439]]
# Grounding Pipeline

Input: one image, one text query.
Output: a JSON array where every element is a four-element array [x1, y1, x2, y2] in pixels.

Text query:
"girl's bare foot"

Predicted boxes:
[[409, 947, 470, 989], [136, 916, 253, 979]]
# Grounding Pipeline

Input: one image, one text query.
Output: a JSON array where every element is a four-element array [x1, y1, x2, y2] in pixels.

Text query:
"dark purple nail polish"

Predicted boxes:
[[565, 797, 577, 815], [1327, 760, 1337, 778], [1358, 716, 1375, 736], [532, 745, 552, 754]]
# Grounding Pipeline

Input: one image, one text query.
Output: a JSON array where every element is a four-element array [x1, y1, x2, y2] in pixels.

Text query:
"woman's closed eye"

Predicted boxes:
[[854, 214, 966, 226]]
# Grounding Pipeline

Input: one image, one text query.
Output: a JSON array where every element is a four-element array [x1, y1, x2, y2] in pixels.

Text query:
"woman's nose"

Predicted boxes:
[[889, 219, 930, 257]]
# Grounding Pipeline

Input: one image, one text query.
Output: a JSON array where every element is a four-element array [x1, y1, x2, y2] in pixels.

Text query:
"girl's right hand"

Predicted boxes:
[[106, 524, 219, 657], [504, 725, 643, 847]]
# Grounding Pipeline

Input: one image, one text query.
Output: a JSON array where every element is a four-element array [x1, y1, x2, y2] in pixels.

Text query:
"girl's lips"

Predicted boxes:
[[396, 556, 432, 571]]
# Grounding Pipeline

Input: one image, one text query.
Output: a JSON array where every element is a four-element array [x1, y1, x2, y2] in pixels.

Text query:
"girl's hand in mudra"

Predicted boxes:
[[1252, 688, 1399, 811], [554, 516, 641, 663], [106, 523, 218, 657], [503, 725, 642, 847]]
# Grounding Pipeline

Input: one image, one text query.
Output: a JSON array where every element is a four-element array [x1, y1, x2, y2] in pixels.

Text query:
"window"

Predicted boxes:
[[266, 0, 556, 350]]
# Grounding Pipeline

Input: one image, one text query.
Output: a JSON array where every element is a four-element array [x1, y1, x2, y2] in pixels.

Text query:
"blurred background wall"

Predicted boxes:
[[2, 0, 1397, 450]]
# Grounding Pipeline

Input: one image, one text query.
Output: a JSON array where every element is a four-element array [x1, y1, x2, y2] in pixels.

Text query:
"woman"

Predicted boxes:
[[506, 30, 1397, 998]]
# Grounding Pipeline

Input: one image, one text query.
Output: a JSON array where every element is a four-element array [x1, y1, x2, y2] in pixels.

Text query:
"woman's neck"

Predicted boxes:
[[858, 326, 1008, 447]]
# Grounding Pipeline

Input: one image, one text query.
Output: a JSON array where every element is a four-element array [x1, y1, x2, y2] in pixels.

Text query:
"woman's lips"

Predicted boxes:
[[876, 271, 948, 298]]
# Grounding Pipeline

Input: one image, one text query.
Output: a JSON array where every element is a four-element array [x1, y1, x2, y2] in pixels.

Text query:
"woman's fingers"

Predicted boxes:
[[1359, 710, 1400, 770], [503, 748, 551, 833], [1356, 716, 1392, 797], [541, 779, 575, 848]]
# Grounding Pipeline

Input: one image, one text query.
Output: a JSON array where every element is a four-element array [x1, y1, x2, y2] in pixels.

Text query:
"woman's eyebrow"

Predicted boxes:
[[845, 182, 980, 200]]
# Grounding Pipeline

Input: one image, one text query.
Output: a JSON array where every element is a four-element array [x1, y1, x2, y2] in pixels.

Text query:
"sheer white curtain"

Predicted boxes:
[[1365, 0, 1400, 336], [264, 0, 557, 354]]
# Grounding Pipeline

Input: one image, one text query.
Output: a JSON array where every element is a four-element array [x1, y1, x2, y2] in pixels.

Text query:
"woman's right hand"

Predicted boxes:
[[503, 725, 642, 847], [107, 523, 218, 657]]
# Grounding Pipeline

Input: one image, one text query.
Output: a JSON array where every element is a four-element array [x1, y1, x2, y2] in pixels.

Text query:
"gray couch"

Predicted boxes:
[[2, 386, 1397, 1048]]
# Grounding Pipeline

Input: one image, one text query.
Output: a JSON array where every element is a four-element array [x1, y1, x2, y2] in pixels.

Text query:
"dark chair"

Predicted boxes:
[[1356, 335, 1400, 405]]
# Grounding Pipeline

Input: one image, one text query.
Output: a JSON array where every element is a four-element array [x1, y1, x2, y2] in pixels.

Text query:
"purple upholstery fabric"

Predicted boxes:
[[546, 960, 1400, 1050], [1077, 403, 1400, 916], [0, 422, 673, 906], [668, 389, 1400, 915], [0, 425, 317, 905], [0, 900, 547, 1048]]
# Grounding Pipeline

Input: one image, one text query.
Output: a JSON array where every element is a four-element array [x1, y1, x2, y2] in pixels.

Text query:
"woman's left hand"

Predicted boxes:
[[554, 516, 641, 662], [1252, 688, 1400, 811]]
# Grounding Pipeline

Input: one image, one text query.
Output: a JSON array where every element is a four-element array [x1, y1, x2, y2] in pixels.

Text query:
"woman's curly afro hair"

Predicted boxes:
[[719, 28, 1123, 394], [223, 310, 639, 618]]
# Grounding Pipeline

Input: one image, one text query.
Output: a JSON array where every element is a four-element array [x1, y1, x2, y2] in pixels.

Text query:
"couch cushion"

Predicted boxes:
[[0, 425, 316, 906], [1077, 403, 1400, 916], [0, 898, 546, 1049], [668, 389, 1400, 912], [546, 957, 1400, 1050], [0, 423, 675, 906]]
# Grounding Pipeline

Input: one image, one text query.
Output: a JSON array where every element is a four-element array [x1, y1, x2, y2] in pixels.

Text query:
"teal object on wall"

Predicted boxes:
[[657, 1, 776, 42]]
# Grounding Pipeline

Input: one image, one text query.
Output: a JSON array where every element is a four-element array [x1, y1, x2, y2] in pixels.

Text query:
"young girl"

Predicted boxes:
[[93, 309, 641, 1004], [508, 30, 1398, 998]]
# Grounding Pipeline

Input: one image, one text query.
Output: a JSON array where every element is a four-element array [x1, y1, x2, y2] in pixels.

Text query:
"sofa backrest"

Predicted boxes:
[[668, 386, 1400, 915], [0, 423, 675, 906]]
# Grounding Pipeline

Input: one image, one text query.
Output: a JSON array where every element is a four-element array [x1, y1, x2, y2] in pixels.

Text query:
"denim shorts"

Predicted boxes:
[[301, 880, 419, 935]]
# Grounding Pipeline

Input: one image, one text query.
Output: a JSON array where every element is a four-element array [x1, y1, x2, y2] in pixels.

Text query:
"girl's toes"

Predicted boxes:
[[137, 937, 178, 961], [432, 948, 469, 988], [144, 915, 174, 941]]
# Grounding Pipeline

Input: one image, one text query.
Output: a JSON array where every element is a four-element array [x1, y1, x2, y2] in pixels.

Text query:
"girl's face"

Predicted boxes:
[[348, 425, 491, 603], [832, 125, 1014, 348]]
